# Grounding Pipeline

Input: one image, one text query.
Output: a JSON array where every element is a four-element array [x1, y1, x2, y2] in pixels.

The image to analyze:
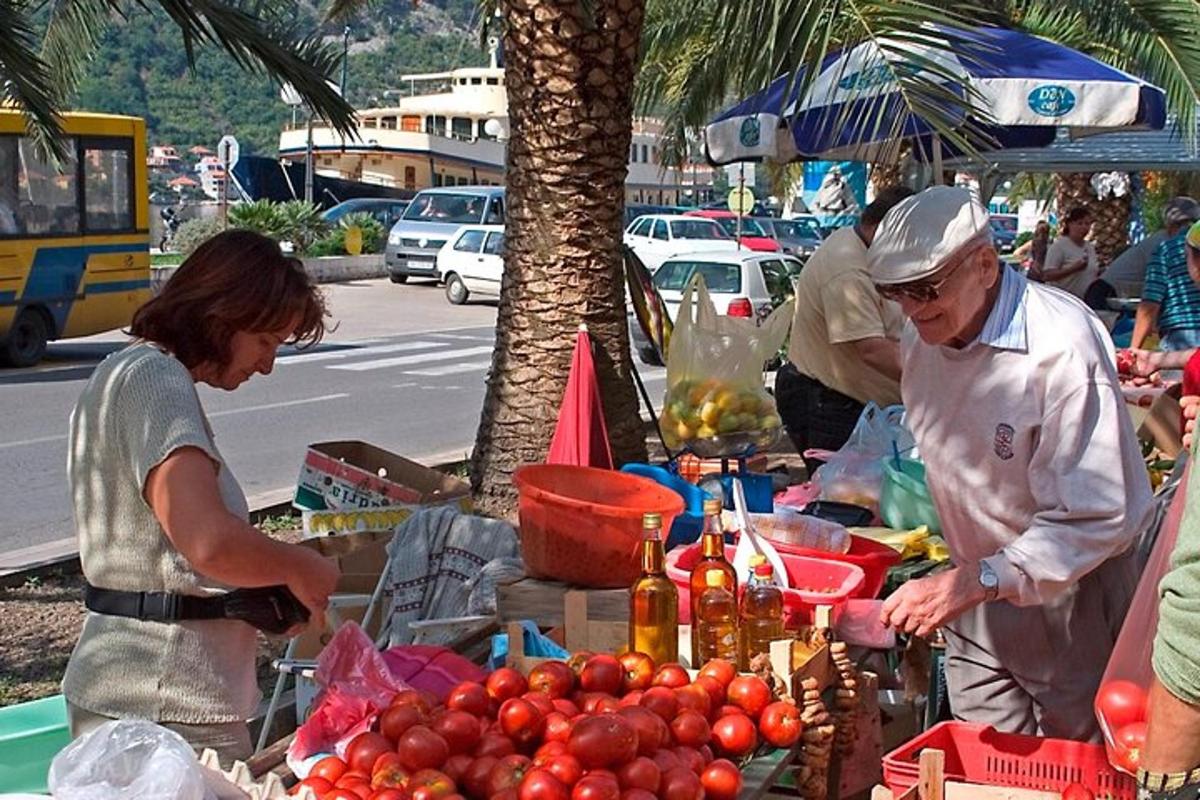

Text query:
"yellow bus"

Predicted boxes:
[[0, 110, 150, 366]]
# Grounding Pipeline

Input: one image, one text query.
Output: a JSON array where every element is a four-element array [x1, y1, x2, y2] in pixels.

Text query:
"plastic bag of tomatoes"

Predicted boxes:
[[1095, 460, 1190, 775]]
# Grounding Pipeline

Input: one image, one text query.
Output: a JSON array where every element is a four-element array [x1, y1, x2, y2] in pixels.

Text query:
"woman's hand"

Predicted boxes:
[[286, 546, 341, 624], [1183, 395, 1199, 450]]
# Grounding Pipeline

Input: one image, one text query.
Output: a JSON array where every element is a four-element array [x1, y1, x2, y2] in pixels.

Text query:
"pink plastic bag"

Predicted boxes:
[[1096, 462, 1190, 774], [289, 623, 410, 762]]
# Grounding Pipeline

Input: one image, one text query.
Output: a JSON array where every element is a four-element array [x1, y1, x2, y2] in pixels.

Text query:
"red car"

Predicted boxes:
[[684, 210, 782, 252]]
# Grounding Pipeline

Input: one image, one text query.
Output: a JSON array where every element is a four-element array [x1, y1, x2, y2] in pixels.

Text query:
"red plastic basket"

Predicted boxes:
[[769, 534, 901, 599], [883, 722, 1136, 800]]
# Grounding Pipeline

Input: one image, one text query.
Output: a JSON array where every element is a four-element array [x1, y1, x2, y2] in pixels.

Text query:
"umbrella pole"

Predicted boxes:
[[933, 134, 945, 185], [631, 359, 674, 461]]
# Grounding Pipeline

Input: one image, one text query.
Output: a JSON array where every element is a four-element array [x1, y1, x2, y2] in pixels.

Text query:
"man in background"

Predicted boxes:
[[1131, 198, 1200, 350]]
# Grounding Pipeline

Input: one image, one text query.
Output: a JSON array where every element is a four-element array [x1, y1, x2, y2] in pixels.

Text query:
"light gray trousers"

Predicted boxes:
[[67, 701, 253, 768], [942, 549, 1140, 742]]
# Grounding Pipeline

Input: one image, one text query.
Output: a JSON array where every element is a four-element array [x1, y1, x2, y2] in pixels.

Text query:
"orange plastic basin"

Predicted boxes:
[[513, 464, 685, 588]]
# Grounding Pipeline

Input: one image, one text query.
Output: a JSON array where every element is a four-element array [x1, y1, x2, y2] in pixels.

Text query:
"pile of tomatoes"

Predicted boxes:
[[289, 652, 803, 800], [1095, 679, 1147, 774]]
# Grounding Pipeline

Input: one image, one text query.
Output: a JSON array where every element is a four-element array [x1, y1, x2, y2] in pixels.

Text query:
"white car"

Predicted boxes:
[[435, 224, 505, 304], [623, 214, 740, 272], [630, 251, 804, 364]]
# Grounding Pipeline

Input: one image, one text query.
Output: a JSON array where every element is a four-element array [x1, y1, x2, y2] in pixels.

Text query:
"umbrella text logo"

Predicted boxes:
[[739, 117, 762, 148], [1027, 85, 1076, 117]]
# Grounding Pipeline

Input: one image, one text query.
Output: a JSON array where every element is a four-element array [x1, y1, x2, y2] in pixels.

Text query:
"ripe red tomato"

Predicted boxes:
[[447, 681, 492, 717], [650, 750, 682, 775], [1113, 722, 1148, 772], [726, 676, 771, 720], [291, 776, 333, 796], [618, 652, 656, 693], [462, 755, 499, 799], [571, 774, 621, 800], [697, 746, 713, 765], [311, 756, 349, 784], [523, 691, 558, 718], [519, 768, 571, 800], [500, 697, 547, 748], [370, 790, 408, 800], [711, 713, 758, 758], [535, 741, 569, 765], [392, 689, 438, 715], [488, 668, 530, 704], [673, 747, 705, 776], [371, 753, 409, 789], [567, 651, 596, 677], [651, 663, 690, 689], [567, 714, 639, 769], [409, 768, 457, 800], [1062, 783, 1095, 800], [489, 754, 534, 796], [542, 711, 573, 743], [397, 726, 451, 772], [700, 759, 743, 800], [348, 732, 394, 775], [758, 701, 802, 748], [442, 754, 473, 785], [1096, 681, 1148, 733], [475, 732, 517, 759], [671, 710, 711, 748], [639, 687, 679, 722], [616, 706, 667, 756], [327, 790, 368, 800], [495, 791, 519, 800], [580, 655, 624, 695], [433, 710, 483, 755], [547, 754, 585, 787], [693, 676, 726, 715], [380, 704, 427, 744], [674, 685, 711, 718], [529, 662, 577, 699], [621, 790, 656, 800], [618, 691, 644, 708], [616, 757, 661, 793], [553, 698, 581, 717], [715, 704, 743, 718], [659, 767, 703, 800], [697, 660, 736, 689]]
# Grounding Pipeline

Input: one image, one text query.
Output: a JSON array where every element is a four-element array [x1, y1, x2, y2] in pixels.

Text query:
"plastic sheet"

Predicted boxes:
[[48, 720, 212, 800]]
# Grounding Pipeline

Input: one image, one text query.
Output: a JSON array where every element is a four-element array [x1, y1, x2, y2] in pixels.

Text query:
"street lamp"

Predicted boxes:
[[340, 26, 351, 97]]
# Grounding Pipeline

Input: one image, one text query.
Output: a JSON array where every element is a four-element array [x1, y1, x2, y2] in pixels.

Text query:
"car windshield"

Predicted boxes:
[[770, 219, 822, 240], [712, 217, 767, 237], [669, 220, 730, 240], [654, 260, 741, 293], [402, 193, 488, 224], [991, 217, 1017, 233]]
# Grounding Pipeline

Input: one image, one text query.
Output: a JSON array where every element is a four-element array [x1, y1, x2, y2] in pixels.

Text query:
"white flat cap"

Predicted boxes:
[[868, 186, 992, 285]]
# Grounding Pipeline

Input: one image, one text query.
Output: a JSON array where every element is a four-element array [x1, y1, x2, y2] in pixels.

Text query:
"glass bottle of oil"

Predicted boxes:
[[695, 569, 739, 664], [690, 498, 737, 664], [738, 560, 784, 670], [630, 513, 678, 665]]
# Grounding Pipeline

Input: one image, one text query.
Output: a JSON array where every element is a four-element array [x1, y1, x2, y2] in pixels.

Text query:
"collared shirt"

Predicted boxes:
[[1142, 232, 1200, 334], [976, 262, 1029, 351]]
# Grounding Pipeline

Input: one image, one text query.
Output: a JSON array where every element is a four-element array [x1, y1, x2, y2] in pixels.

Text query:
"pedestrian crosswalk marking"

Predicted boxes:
[[403, 360, 493, 377], [328, 345, 494, 372], [277, 340, 444, 365]]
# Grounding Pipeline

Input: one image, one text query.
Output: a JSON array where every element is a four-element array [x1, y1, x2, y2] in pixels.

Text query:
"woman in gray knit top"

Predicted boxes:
[[63, 230, 340, 763]]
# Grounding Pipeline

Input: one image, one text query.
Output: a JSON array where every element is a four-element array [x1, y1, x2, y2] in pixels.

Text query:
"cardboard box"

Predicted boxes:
[[294, 529, 392, 658], [1134, 388, 1183, 459], [294, 440, 471, 512]]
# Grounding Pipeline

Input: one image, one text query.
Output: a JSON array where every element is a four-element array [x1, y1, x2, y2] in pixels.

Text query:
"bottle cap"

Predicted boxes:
[[642, 513, 662, 529], [754, 563, 773, 577], [748, 554, 767, 567], [703, 498, 722, 515], [705, 570, 725, 588]]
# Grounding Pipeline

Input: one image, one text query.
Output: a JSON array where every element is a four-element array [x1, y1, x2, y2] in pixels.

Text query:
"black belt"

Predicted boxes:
[[84, 583, 309, 634]]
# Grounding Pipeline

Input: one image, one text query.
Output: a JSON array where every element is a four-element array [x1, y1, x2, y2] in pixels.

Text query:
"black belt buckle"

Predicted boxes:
[[136, 592, 181, 621]]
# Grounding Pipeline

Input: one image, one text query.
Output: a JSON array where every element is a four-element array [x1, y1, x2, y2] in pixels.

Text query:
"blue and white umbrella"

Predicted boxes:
[[704, 24, 1168, 165]]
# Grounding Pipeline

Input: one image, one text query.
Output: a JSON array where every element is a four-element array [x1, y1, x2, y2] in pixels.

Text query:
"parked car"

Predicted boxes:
[[322, 197, 411, 230], [436, 225, 505, 304], [625, 203, 689, 227], [624, 214, 742, 273], [990, 214, 1018, 254], [629, 251, 804, 365], [684, 210, 781, 252], [753, 215, 824, 260], [386, 186, 506, 283]]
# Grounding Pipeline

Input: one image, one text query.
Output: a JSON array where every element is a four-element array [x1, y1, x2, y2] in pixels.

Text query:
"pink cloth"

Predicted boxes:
[[382, 645, 488, 703]]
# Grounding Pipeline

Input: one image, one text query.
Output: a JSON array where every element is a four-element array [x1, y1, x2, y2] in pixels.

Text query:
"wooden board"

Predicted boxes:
[[497, 577, 629, 627]]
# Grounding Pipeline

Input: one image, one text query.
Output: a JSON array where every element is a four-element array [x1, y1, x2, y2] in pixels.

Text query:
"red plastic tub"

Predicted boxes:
[[513, 464, 685, 588], [664, 542, 864, 625], [771, 535, 902, 599], [883, 722, 1135, 800]]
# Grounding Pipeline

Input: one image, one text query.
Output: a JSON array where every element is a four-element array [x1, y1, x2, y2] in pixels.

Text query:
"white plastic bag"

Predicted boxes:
[[48, 720, 214, 800], [814, 403, 916, 512]]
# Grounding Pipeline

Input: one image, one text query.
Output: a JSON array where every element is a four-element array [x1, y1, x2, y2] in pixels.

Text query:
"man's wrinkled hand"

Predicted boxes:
[[880, 566, 986, 638]]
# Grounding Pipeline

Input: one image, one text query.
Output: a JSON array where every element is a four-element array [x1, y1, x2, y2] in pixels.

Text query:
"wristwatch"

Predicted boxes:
[[978, 560, 999, 602]]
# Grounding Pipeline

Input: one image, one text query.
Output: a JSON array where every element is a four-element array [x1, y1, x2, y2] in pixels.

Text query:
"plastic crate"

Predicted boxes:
[[882, 722, 1136, 800], [0, 693, 70, 794]]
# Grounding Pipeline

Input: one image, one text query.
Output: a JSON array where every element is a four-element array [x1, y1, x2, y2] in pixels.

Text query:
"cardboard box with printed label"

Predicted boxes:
[[294, 440, 471, 512]]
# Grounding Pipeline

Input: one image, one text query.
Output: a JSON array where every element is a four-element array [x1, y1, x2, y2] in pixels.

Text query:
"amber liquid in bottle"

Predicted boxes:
[[738, 561, 785, 670], [630, 513, 679, 665], [690, 498, 737, 665], [695, 569, 739, 664]]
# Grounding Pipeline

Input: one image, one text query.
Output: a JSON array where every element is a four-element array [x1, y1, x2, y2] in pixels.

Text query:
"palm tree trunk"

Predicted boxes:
[[470, 0, 649, 515], [869, 161, 904, 195]]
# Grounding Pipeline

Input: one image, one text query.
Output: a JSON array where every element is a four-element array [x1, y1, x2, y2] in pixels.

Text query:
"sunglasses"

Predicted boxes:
[[874, 244, 983, 304]]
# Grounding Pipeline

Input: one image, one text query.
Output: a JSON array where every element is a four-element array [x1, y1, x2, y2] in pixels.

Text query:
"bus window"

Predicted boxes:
[[83, 140, 133, 232], [1, 136, 81, 237]]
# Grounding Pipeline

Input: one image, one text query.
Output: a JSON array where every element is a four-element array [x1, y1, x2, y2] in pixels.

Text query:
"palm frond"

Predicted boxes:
[[0, 1, 71, 161], [40, 0, 121, 108]]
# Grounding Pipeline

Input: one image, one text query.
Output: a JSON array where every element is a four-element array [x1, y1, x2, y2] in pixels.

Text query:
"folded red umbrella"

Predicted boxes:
[[547, 324, 614, 469]]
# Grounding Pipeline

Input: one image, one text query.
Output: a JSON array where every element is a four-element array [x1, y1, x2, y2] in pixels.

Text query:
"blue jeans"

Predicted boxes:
[[1161, 329, 1200, 352]]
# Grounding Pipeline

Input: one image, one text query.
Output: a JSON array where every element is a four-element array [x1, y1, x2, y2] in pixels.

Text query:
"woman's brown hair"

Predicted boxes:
[[130, 229, 327, 369]]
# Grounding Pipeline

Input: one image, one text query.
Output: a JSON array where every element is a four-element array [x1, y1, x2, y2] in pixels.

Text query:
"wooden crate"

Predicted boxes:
[[505, 590, 628, 673], [497, 576, 628, 628]]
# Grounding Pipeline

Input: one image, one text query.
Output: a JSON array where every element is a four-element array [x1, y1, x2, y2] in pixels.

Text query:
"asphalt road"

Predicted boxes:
[[0, 279, 667, 557]]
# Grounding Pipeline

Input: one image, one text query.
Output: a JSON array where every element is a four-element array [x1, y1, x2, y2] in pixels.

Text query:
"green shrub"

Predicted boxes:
[[172, 217, 227, 257], [276, 200, 328, 254], [228, 199, 286, 238]]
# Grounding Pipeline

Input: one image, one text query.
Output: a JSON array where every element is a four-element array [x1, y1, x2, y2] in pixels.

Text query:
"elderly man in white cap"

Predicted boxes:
[[871, 186, 1153, 741]]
